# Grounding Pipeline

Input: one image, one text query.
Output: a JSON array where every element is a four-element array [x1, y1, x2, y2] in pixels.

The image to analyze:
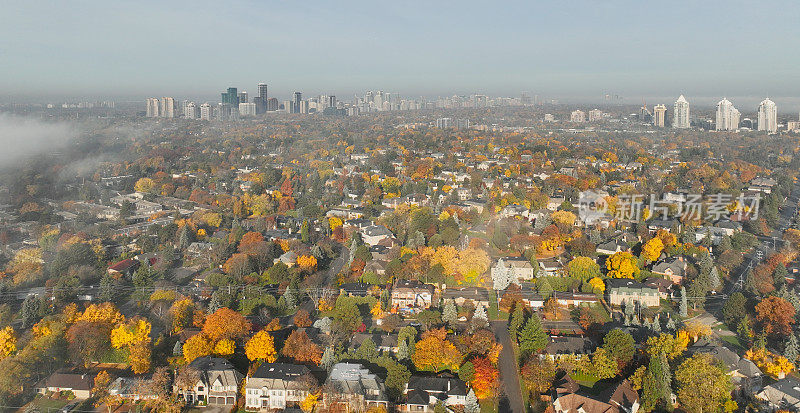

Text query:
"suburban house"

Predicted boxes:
[[35, 372, 95, 399], [322, 363, 389, 412], [361, 225, 394, 246], [596, 238, 630, 255], [348, 333, 399, 354], [505, 284, 545, 309], [108, 376, 159, 401], [491, 258, 536, 283], [542, 336, 596, 361], [687, 338, 763, 394], [606, 279, 660, 308], [391, 279, 435, 313], [756, 377, 800, 410], [107, 258, 140, 277], [441, 286, 490, 309], [553, 292, 600, 307], [401, 375, 469, 412], [538, 258, 566, 277], [643, 277, 675, 299], [551, 374, 640, 413], [244, 363, 313, 411], [651, 256, 687, 284], [174, 356, 243, 406]]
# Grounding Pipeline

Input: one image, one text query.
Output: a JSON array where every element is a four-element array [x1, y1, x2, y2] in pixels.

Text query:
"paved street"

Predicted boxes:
[[491, 320, 525, 413]]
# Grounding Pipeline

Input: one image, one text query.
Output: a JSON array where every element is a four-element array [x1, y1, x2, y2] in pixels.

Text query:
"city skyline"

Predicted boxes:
[[1, 1, 799, 100]]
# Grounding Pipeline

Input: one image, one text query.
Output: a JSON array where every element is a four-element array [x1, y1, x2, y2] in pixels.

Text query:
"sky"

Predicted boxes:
[[1, 1, 799, 103]]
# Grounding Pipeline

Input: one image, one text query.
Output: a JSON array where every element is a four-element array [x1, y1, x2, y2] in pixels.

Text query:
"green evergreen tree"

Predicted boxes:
[[301, 220, 310, 243], [538, 278, 554, 299], [679, 286, 688, 317], [774, 264, 788, 288], [509, 305, 525, 342], [784, 334, 800, 364], [744, 268, 758, 296], [396, 339, 409, 361], [519, 313, 548, 358], [321, 346, 336, 371], [442, 299, 458, 327]]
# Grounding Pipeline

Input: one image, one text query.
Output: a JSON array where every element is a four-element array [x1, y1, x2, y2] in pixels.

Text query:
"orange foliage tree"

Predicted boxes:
[[202, 308, 251, 342], [411, 328, 462, 372], [471, 357, 500, 400]]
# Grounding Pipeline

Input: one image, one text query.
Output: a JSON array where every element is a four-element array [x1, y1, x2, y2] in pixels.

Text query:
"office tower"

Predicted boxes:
[[146, 98, 160, 117], [283, 100, 292, 113], [715, 98, 740, 131], [200, 103, 212, 121], [221, 87, 239, 106], [328, 95, 337, 108], [239, 102, 256, 117], [570, 110, 586, 122], [267, 98, 279, 112], [653, 104, 667, 127], [161, 97, 176, 118], [185, 102, 197, 119], [238, 91, 248, 104], [258, 83, 268, 100], [299, 100, 308, 114], [673, 95, 690, 128], [758, 98, 778, 133], [435, 117, 453, 128], [588, 109, 603, 121], [293, 92, 302, 114]]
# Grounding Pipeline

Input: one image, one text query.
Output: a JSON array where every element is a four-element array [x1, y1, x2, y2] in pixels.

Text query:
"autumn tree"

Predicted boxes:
[[471, 357, 499, 400], [0, 326, 16, 360], [520, 357, 556, 398], [606, 251, 639, 279], [282, 330, 322, 365], [756, 296, 796, 338], [411, 328, 462, 372], [202, 308, 251, 342], [245, 330, 278, 362], [674, 353, 736, 413], [183, 333, 214, 363], [641, 237, 664, 262], [567, 256, 601, 281]]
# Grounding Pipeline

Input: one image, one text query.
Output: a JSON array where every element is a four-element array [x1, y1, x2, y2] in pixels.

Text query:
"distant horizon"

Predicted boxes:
[[1, 1, 799, 101], [4, 93, 800, 114]]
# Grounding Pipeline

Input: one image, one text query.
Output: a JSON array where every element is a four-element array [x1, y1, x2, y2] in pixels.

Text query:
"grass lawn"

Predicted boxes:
[[571, 371, 601, 387], [480, 399, 499, 413], [24, 396, 70, 411], [719, 334, 744, 350]]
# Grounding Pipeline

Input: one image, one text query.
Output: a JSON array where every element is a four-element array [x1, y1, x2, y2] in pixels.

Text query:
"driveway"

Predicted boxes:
[[491, 320, 525, 413]]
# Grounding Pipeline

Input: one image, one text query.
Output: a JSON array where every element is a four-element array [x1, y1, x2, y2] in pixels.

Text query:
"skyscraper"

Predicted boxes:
[[258, 83, 268, 100], [221, 87, 239, 106], [161, 97, 176, 118], [715, 98, 740, 131], [758, 98, 778, 133], [653, 104, 667, 127], [200, 103, 212, 121], [570, 110, 586, 122], [146, 98, 160, 117], [238, 91, 248, 104], [293, 92, 302, 114], [673, 95, 690, 129], [255, 83, 268, 114], [185, 102, 197, 119]]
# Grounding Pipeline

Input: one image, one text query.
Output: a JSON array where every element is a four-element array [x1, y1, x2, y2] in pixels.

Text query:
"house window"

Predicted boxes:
[[197, 386, 204, 392]]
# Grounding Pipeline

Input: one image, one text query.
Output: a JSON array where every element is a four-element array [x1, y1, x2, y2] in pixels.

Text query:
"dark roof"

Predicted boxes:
[[407, 375, 468, 398], [189, 356, 237, 372], [37, 372, 94, 391], [251, 363, 310, 380], [545, 336, 595, 356]]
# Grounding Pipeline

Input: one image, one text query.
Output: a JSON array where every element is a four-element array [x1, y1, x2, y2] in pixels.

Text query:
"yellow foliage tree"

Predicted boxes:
[[328, 217, 343, 231], [245, 331, 278, 362], [0, 326, 16, 360], [134, 177, 156, 193], [183, 334, 214, 363], [297, 255, 318, 271], [214, 339, 235, 356], [551, 210, 577, 227], [606, 252, 640, 279], [79, 303, 125, 325], [300, 392, 319, 413], [642, 237, 664, 262], [588, 277, 605, 293]]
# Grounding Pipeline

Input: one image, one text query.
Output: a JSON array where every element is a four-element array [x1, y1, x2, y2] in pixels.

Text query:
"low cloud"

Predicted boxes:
[[0, 113, 78, 166]]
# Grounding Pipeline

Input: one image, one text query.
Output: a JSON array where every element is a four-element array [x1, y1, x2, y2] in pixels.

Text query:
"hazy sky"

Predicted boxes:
[[1, 1, 799, 101]]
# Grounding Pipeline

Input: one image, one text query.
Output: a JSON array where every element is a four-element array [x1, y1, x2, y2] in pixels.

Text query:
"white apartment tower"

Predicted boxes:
[[199, 103, 212, 121], [673, 95, 690, 129], [161, 97, 176, 118], [146, 98, 160, 117], [715, 98, 740, 131], [588, 109, 603, 121], [758, 98, 778, 133], [653, 104, 667, 127], [184, 102, 197, 119], [570, 110, 586, 122]]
